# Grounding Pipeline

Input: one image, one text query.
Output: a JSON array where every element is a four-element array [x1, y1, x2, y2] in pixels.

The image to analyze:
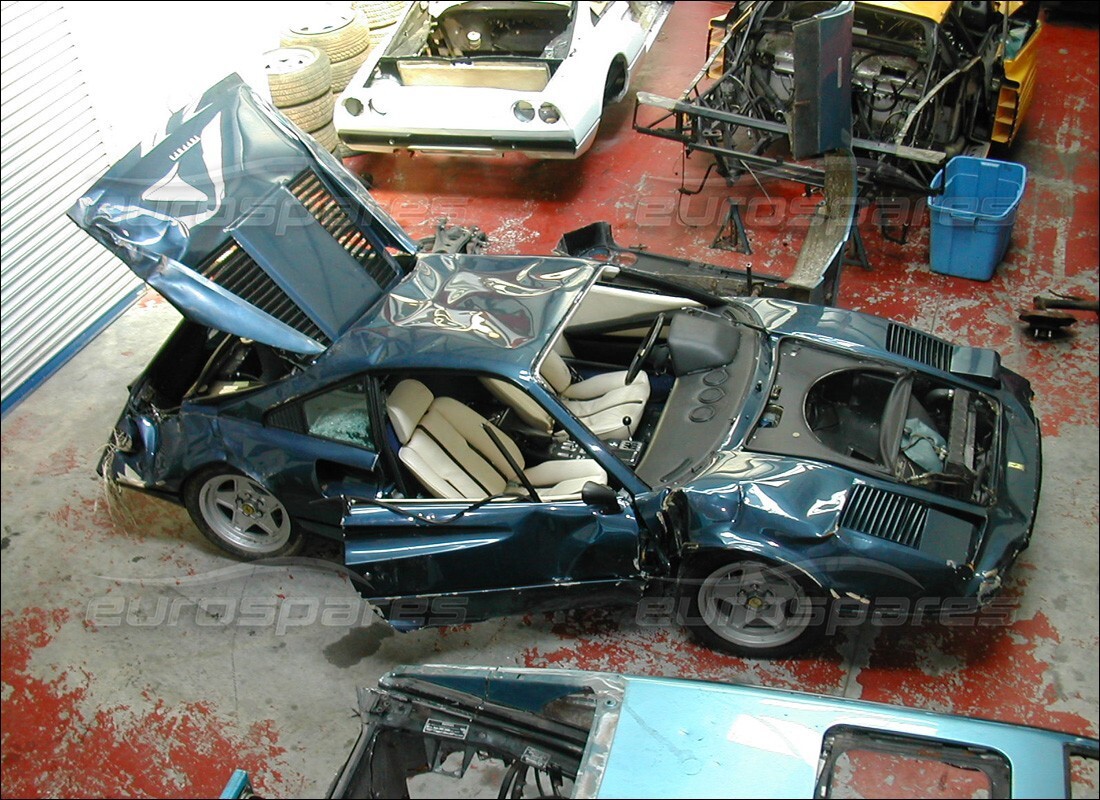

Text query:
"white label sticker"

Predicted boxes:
[[423, 718, 470, 740], [521, 746, 551, 768]]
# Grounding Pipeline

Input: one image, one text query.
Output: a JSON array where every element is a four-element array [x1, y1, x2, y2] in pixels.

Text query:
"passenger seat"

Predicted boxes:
[[483, 350, 650, 440], [386, 379, 607, 501]]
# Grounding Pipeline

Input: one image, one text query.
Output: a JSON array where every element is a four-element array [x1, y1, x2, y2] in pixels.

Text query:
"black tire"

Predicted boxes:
[[264, 46, 332, 107], [184, 466, 304, 560], [679, 553, 825, 657], [367, 22, 397, 52], [352, 0, 407, 30]]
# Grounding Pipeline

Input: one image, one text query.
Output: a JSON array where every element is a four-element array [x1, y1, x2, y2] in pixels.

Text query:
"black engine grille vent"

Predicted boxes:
[[840, 484, 927, 549], [886, 323, 953, 372], [288, 170, 399, 289], [265, 402, 306, 434], [196, 241, 330, 347]]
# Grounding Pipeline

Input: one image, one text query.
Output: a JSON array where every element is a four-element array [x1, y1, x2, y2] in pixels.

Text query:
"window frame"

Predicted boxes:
[[814, 725, 1012, 799], [264, 374, 379, 455]]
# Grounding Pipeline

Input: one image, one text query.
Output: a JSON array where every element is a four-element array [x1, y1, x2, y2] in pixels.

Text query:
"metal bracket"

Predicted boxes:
[[419, 218, 489, 254]]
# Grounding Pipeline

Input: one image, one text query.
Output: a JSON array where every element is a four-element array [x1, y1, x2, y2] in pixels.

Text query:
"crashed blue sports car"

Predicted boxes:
[[73, 76, 1041, 656]]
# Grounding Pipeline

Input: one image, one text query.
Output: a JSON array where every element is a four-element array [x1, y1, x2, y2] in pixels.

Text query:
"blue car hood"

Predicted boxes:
[[68, 74, 419, 355]]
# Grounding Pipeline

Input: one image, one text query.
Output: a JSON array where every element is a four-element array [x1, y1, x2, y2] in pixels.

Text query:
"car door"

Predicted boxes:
[[340, 376, 647, 628], [343, 495, 645, 627], [232, 376, 390, 534]]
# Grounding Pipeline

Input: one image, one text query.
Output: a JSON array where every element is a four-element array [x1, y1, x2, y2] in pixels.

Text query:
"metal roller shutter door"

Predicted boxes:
[[1, 0, 141, 414]]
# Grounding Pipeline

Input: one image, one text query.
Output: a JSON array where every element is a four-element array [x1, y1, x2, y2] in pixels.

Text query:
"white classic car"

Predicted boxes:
[[334, 1, 672, 158]]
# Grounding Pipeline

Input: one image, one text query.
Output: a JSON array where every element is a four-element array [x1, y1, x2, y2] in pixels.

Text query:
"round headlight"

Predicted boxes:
[[513, 100, 535, 122], [538, 103, 561, 124]]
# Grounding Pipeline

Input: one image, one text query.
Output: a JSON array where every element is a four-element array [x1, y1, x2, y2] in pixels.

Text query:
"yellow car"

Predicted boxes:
[[640, 1, 1042, 193], [860, 2, 1041, 148]]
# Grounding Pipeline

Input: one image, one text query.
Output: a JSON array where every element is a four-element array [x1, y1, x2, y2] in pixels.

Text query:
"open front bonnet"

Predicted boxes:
[[68, 74, 418, 355]]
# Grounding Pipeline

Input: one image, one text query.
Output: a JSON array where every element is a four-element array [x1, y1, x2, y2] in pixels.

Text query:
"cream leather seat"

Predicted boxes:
[[484, 350, 650, 440], [386, 379, 607, 501]]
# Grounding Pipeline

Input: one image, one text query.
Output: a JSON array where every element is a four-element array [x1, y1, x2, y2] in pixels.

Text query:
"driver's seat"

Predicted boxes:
[[484, 350, 650, 440], [386, 379, 607, 501]]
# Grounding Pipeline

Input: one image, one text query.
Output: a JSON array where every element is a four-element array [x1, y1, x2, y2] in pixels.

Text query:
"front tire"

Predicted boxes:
[[184, 467, 303, 559], [681, 555, 824, 657]]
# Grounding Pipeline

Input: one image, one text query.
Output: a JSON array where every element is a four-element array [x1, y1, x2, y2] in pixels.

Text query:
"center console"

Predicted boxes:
[[550, 437, 645, 467]]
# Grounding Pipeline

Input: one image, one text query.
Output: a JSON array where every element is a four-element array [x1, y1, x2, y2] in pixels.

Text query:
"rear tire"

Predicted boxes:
[[184, 467, 304, 560], [680, 554, 824, 657]]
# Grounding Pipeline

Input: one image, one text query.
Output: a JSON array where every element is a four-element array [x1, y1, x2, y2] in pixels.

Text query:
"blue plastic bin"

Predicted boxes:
[[928, 156, 1027, 281]]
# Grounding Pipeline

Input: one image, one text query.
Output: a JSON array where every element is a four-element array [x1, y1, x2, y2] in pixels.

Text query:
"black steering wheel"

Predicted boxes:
[[626, 313, 665, 386]]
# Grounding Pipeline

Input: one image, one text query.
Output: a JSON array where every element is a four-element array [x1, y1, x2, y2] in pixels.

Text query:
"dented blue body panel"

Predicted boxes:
[[75, 76, 1041, 636]]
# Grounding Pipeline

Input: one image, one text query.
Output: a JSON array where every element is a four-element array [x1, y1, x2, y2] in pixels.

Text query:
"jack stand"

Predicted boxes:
[[876, 197, 915, 244], [711, 199, 752, 254], [844, 224, 872, 271]]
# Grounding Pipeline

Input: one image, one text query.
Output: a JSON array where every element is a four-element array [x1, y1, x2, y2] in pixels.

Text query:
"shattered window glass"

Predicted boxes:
[[303, 379, 374, 449]]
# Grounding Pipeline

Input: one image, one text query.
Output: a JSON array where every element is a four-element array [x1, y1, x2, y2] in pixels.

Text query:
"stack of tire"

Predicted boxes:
[[264, 5, 378, 153], [281, 5, 372, 93], [263, 46, 339, 151], [352, 1, 408, 52]]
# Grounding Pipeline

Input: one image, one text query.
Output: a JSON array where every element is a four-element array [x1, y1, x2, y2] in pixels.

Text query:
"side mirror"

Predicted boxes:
[[581, 482, 620, 514]]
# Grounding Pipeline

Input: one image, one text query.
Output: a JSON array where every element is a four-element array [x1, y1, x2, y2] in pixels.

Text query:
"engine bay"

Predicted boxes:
[[383, 1, 574, 61], [751, 339, 999, 504], [131, 321, 301, 413], [636, 0, 1043, 195], [427, 2, 574, 58]]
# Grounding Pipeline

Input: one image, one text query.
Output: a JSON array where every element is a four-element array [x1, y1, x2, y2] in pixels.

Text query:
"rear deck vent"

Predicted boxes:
[[288, 170, 399, 289], [197, 242, 330, 347], [886, 323, 953, 372], [840, 484, 927, 549]]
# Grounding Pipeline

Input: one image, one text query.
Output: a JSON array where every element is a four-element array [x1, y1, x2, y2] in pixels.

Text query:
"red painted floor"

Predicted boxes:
[[2, 3, 1097, 797]]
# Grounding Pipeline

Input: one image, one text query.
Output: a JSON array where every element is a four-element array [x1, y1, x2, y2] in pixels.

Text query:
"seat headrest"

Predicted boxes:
[[540, 349, 572, 393], [387, 379, 434, 445], [480, 376, 554, 434]]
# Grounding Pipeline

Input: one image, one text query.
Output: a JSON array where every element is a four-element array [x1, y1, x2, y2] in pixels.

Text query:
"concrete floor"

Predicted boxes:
[[2, 3, 1097, 797]]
